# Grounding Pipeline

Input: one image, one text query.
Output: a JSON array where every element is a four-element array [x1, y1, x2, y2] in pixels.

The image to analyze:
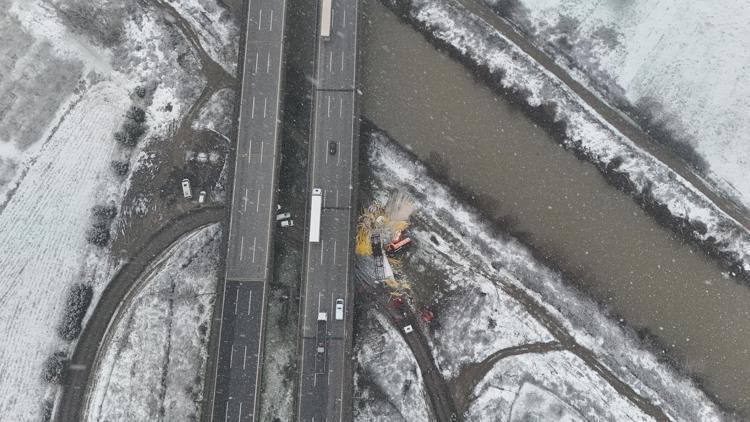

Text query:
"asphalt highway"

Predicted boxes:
[[296, 0, 360, 418], [207, 0, 287, 419]]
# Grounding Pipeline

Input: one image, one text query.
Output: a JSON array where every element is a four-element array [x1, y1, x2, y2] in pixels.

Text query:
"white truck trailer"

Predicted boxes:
[[320, 0, 332, 40], [309, 188, 322, 242]]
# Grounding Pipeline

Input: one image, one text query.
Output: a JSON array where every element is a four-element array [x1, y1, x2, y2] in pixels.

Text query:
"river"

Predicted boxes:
[[359, 0, 750, 415]]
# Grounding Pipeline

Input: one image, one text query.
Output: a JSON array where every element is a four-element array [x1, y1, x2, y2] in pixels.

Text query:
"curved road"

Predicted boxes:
[[54, 206, 224, 422]]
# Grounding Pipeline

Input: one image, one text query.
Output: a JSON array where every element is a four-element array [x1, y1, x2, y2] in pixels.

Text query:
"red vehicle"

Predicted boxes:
[[385, 230, 412, 254]]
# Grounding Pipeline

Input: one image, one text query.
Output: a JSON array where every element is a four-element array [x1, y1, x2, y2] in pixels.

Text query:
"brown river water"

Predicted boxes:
[[359, 0, 750, 415]]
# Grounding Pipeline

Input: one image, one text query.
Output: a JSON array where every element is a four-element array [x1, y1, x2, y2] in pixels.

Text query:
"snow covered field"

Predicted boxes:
[[486, 0, 750, 212], [426, 275, 553, 379], [467, 351, 652, 422], [365, 132, 726, 421], [386, 0, 750, 280], [354, 310, 430, 422], [0, 81, 127, 422], [85, 224, 220, 421], [0, 0, 226, 419]]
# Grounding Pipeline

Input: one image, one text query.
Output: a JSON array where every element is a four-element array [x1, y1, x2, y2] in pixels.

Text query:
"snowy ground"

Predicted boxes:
[[191, 87, 236, 141], [166, 0, 239, 75], [486, 0, 750, 212], [353, 310, 431, 422], [0, 0, 223, 419], [0, 79, 128, 421], [425, 274, 553, 379], [467, 351, 652, 422], [85, 224, 220, 422], [364, 132, 727, 421], [258, 241, 301, 421], [389, 0, 750, 280]]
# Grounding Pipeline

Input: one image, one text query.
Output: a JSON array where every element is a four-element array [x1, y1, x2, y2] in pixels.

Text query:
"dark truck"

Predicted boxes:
[[316, 312, 327, 353]]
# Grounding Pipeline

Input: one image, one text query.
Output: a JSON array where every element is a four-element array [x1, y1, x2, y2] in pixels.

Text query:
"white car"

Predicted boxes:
[[280, 219, 294, 228], [181, 178, 192, 199], [335, 299, 344, 320], [403, 325, 414, 334], [198, 190, 207, 204]]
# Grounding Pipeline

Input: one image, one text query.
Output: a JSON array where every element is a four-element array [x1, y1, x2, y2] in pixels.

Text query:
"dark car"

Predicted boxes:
[[328, 141, 337, 155]]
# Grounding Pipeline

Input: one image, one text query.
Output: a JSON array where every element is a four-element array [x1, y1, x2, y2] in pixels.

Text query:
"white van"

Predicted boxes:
[[335, 299, 344, 320], [181, 179, 192, 199]]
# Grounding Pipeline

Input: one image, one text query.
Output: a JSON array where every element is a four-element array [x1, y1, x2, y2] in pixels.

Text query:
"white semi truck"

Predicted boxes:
[[320, 0, 332, 40], [309, 188, 322, 242]]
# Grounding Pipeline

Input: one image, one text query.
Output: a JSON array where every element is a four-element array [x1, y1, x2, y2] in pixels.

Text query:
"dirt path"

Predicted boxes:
[[54, 206, 224, 422], [113, 0, 238, 255], [152, 0, 236, 139], [468, 264, 672, 421], [450, 341, 564, 413], [355, 270, 460, 422], [452, 0, 750, 231]]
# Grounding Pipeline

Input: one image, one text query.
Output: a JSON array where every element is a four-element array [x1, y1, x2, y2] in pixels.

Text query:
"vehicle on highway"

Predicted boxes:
[[309, 188, 322, 243], [276, 212, 291, 221], [317, 312, 327, 353], [280, 219, 294, 228], [181, 179, 192, 199], [403, 325, 414, 334], [320, 0, 332, 40], [198, 190, 206, 204], [335, 299, 344, 320], [328, 141, 337, 155]]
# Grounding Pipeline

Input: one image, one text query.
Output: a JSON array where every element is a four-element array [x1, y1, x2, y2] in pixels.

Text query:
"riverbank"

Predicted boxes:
[[379, 0, 750, 283], [359, 0, 750, 415], [359, 128, 727, 420]]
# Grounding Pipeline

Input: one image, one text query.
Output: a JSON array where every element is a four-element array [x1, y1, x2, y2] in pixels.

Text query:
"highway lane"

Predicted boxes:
[[310, 91, 356, 209], [299, 208, 353, 421], [208, 0, 287, 419], [296, 0, 359, 418], [212, 281, 266, 422], [316, 0, 358, 91]]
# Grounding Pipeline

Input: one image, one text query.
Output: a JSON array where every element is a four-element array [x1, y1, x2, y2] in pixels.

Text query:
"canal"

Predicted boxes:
[[359, 0, 750, 415]]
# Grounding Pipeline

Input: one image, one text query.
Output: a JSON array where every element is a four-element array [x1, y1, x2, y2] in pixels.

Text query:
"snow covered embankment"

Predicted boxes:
[[354, 311, 431, 422], [85, 224, 220, 422], [368, 135, 726, 421], [386, 0, 750, 280], [484, 0, 750, 215]]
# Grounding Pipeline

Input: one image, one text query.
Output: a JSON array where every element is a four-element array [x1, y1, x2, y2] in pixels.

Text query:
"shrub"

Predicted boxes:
[[126, 106, 146, 123], [114, 115, 146, 147], [114, 131, 127, 145], [86, 204, 117, 246], [123, 120, 145, 144], [41, 399, 53, 422], [57, 283, 94, 341], [92, 204, 117, 220], [86, 222, 110, 246], [111, 160, 129, 176], [134, 85, 146, 98], [42, 351, 68, 384]]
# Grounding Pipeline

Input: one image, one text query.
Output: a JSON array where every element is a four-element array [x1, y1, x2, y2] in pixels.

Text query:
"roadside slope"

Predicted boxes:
[[55, 206, 224, 422]]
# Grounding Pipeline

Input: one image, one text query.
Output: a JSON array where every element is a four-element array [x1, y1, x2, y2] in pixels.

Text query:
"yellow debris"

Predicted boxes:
[[384, 278, 399, 289], [355, 223, 372, 256]]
